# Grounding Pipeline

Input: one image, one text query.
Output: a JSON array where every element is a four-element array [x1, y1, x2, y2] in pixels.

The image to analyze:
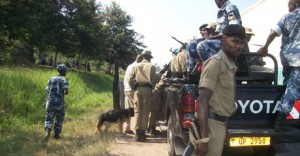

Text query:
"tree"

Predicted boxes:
[[65, 0, 107, 66], [103, 2, 145, 73]]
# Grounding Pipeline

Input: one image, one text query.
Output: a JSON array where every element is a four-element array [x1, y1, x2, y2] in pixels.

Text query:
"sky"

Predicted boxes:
[[98, 0, 259, 66]]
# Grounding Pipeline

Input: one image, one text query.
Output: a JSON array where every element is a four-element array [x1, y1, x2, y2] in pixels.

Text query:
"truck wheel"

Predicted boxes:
[[167, 116, 177, 156]]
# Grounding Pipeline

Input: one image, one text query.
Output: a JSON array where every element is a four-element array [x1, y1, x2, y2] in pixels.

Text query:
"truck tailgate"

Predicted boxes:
[[228, 85, 300, 128]]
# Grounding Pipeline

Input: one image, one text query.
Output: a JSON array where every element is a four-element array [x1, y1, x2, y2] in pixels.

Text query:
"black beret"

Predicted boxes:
[[199, 24, 208, 30], [222, 24, 246, 39]]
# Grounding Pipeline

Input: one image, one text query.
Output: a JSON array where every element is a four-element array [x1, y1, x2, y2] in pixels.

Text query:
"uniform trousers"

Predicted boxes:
[[134, 87, 152, 131], [191, 118, 226, 156], [206, 119, 226, 156], [44, 103, 65, 134], [124, 91, 134, 131], [280, 67, 300, 114], [149, 90, 161, 127]]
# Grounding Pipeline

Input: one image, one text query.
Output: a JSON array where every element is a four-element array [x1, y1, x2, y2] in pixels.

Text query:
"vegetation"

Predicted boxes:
[[0, 65, 118, 155], [0, 0, 145, 72]]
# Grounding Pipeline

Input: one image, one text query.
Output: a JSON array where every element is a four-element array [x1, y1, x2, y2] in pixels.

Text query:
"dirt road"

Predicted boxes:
[[108, 132, 168, 156], [107, 117, 169, 156]]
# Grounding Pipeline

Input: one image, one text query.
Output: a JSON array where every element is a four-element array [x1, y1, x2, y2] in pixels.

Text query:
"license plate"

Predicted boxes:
[[229, 137, 271, 147]]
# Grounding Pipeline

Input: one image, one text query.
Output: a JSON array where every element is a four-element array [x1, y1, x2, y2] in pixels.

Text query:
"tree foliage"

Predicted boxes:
[[0, 0, 145, 71]]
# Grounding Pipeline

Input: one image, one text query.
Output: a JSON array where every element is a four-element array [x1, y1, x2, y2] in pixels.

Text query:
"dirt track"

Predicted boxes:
[[108, 132, 168, 156], [107, 117, 168, 156]]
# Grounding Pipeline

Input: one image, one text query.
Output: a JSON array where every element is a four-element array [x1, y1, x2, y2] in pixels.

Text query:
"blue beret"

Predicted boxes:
[[57, 64, 67, 71]]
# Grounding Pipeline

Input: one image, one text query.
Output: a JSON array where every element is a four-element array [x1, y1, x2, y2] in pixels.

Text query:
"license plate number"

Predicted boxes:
[[229, 137, 271, 147]]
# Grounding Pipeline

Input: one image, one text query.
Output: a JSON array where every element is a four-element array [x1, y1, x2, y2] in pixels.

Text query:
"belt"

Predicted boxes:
[[208, 112, 228, 122], [137, 83, 152, 88]]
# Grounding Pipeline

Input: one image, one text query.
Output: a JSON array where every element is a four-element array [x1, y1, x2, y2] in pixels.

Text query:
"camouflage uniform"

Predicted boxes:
[[272, 8, 300, 113], [216, 0, 242, 33], [44, 74, 68, 135], [197, 39, 222, 62], [186, 38, 205, 75]]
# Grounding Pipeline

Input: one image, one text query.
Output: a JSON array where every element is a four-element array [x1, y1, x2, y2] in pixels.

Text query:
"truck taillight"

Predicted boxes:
[[181, 93, 194, 105], [181, 93, 196, 128]]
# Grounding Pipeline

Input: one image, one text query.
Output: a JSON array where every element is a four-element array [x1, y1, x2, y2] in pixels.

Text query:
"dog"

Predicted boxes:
[[95, 108, 134, 134]]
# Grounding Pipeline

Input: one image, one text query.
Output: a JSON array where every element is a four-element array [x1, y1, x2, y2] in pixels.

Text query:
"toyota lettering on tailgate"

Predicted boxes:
[[235, 100, 281, 114]]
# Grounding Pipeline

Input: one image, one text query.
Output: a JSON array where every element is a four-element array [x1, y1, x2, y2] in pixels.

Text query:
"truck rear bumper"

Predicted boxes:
[[229, 127, 300, 144]]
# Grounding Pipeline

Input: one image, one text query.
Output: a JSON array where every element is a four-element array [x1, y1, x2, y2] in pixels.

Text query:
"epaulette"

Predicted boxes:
[[214, 54, 222, 60]]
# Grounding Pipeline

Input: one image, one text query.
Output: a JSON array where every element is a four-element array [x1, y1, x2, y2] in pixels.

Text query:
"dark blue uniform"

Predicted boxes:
[[44, 74, 68, 135]]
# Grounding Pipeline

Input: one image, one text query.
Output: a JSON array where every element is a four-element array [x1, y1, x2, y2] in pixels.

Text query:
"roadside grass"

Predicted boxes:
[[0, 65, 119, 156]]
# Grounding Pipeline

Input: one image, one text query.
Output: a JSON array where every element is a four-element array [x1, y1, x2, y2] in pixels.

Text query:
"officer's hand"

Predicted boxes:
[[257, 46, 268, 57], [195, 143, 208, 156]]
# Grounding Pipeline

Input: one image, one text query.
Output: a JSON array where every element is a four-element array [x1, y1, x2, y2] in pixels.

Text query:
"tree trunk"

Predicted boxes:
[[113, 61, 120, 110], [54, 50, 58, 67]]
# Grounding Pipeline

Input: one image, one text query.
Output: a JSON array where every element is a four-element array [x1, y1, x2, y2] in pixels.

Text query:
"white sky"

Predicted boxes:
[[98, 0, 258, 66]]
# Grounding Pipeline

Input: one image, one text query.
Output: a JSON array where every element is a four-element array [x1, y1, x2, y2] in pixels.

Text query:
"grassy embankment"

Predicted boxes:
[[0, 65, 118, 156]]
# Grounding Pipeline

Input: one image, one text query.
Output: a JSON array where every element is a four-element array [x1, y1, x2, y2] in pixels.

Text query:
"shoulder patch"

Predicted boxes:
[[214, 54, 222, 60], [228, 15, 235, 21]]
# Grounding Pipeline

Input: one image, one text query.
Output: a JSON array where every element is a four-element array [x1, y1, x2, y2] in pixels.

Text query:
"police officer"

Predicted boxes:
[[123, 54, 143, 134], [129, 50, 156, 142], [173, 47, 187, 78], [186, 23, 208, 83], [197, 22, 222, 63], [258, 0, 300, 132], [214, 0, 242, 34], [195, 25, 246, 156], [44, 64, 69, 141]]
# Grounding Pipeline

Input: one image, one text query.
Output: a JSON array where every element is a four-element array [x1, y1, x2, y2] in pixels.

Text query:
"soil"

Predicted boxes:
[[107, 132, 168, 156], [107, 118, 169, 156]]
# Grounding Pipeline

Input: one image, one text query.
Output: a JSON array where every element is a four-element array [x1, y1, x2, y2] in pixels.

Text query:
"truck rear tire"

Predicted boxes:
[[167, 115, 177, 156]]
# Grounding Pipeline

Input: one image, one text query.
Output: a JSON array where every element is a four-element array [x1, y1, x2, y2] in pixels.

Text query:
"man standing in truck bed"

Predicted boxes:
[[258, 0, 300, 132], [195, 25, 246, 156]]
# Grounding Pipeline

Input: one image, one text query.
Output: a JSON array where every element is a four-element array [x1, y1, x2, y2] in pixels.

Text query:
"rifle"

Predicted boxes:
[[171, 36, 186, 46]]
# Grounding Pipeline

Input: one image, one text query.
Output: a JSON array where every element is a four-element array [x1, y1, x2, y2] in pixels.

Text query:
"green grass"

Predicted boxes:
[[0, 65, 118, 156]]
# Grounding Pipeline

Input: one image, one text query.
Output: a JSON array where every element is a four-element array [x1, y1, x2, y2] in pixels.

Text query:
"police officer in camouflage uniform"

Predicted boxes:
[[186, 24, 208, 81], [258, 0, 300, 132], [215, 0, 242, 34], [44, 64, 69, 141], [129, 50, 156, 142], [197, 22, 222, 63]]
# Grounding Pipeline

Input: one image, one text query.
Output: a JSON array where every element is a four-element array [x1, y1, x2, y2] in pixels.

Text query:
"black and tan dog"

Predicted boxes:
[[95, 108, 134, 134]]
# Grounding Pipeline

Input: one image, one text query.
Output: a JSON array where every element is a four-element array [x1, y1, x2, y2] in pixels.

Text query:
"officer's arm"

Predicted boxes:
[[197, 87, 212, 140], [150, 66, 156, 89], [257, 31, 277, 56], [195, 87, 212, 155]]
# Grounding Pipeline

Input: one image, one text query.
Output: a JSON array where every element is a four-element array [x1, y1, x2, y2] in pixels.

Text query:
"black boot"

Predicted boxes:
[[149, 126, 160, 136], [140, 130, 147, 142], [54, 133, 60, 139], [274, 112, 288, 132], [44, 128, 51, 141], [134, 130, 141, 142]]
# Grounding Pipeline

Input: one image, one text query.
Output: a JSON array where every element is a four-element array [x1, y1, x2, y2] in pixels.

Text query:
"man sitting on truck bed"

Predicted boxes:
[[195, 25, 246, 156]]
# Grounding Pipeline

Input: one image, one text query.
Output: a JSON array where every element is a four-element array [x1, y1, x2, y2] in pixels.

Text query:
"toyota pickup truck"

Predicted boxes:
[[158, 53, 300, 156]]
